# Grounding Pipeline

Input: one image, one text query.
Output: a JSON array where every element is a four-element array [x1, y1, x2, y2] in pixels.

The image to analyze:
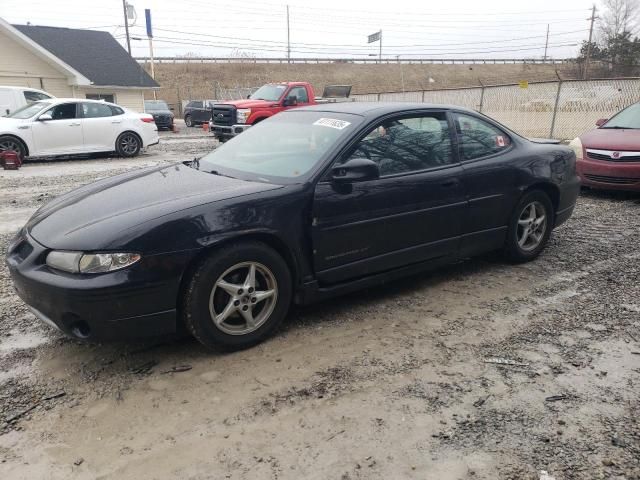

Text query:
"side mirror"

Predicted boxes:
[[595, 118, 608, 127], [246, 94, 251, 99], [283, 96, 298, 107], [331, 158, 379, 184], [38, 113, 53, 121], [170, 107, 175, 111]]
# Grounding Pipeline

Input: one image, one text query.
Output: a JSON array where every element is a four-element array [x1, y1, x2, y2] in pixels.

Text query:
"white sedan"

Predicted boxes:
[[0, 98, 159, 160]]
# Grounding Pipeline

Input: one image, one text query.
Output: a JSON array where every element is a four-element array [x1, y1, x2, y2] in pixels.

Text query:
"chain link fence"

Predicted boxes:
[[353, 78, 640, 140]]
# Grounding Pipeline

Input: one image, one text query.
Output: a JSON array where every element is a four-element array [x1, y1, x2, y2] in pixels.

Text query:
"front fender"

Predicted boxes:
[[247, 112, 272, 124]]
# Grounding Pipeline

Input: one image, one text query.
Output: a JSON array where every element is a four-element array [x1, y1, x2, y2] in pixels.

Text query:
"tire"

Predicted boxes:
[[183, 241, 292, 351], [0, 135, 26, 161], [116, 132, 141, 158], [184, 114, 193, 127], [504, 190, 554, 263]]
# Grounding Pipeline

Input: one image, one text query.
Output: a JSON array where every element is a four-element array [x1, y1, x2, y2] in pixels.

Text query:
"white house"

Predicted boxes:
[[0, 18, 158, 111]]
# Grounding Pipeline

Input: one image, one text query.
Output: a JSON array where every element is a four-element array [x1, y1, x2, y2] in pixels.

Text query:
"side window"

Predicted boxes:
[[81, 102, 113, 118], [110, 106, 124, 116], [192, 101, 203, 108], [24, 91, 51, 103], [288, 86, 309, 103], [343, 113, 453, 176], [454, 113, 511, 160], [44, 103, 77, 120]]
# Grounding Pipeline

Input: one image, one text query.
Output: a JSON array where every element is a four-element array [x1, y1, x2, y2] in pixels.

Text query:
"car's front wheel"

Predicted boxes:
[[183, 241, 292, 351], [504, 190, 553, 263], [116, 132, 141, 157], [0, 135, 26, 161]]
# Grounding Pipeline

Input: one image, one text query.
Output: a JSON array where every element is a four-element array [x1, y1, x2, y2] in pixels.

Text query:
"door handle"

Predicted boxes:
[[111, 120, 122, 124], [440, 179, 459, 188], [69, 122, 81, 126]]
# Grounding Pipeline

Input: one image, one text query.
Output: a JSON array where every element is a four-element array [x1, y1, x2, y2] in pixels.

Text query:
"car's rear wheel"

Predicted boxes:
[[116, 132, 141, 157], [0, 135, 26, 161], [184, 114, 193, 127], [183, 242, 292, 351], [504, 190, 553, 263]]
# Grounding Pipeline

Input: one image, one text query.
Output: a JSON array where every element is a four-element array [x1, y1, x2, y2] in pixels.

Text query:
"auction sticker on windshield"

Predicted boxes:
[[313, 118, 351, 130]]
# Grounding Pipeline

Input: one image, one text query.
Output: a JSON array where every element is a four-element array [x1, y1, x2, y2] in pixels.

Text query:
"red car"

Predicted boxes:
[[571, 102, 640, 191]]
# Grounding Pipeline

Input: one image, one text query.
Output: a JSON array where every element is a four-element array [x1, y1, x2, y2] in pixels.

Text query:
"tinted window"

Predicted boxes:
[[110, 106, 125, 116], [454, 113, 511, 160], [344, 114, 453, 176], [45, 103, 77, 120], [288, 86, 309, 103], [81, 102, 113, 118], [144, 100, 170, 111], [23, 91, 51, 103], [189, 101, 203, 108]]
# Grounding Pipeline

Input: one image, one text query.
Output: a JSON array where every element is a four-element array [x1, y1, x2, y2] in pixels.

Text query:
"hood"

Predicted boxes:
[[528, 138, 562, 144], [217, 99, 278, 109], [580, 127, 640, 150], [0, 116, 27, 126], [27, 163, 282, 250]]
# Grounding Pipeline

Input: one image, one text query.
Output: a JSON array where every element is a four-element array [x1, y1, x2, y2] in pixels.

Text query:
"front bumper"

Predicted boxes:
[[153, 117, 174, 129], [5, 232, 195, 341], [577, 157, 640, 191], [209, 123, 250, 139]]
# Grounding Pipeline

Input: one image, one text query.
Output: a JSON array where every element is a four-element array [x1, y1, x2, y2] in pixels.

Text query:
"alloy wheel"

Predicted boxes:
[[119, 134, 139, 155], [209, 262, 278, 335], [517, 201, 547, 252], [0, 139, 21, 155]]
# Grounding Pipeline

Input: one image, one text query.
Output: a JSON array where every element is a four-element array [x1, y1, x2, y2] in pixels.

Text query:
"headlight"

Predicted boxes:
[[568, 137, 583, 160], [236, 108, 251, 124], [46, 251, 140, 274]]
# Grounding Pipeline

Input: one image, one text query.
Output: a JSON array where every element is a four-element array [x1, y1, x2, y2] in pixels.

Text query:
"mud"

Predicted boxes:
[[0, 130, 638, 479]]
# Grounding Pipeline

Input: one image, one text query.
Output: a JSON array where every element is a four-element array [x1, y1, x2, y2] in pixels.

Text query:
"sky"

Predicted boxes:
[[0, 0, 604, 60]]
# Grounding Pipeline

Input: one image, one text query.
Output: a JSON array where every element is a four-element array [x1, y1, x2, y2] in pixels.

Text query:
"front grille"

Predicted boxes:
[[586, 151, 640, 162], [154, 115, 172, 125], [583, 173, 640, 185], [212, 105, 236, 126]]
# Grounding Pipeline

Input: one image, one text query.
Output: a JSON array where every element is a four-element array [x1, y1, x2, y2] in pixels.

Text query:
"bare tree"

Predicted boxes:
[[599, 0, 640, 41]]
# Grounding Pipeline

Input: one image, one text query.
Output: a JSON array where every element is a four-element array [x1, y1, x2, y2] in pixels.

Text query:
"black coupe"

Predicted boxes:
[[6, 103, 580, 350]]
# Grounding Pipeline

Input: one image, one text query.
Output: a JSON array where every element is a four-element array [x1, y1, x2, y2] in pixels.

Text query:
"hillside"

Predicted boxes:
[[143, 61, 589, 106]]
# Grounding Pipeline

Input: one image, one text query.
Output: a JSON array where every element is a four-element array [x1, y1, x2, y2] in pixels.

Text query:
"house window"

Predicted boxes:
[[85, 93, 115, 103]]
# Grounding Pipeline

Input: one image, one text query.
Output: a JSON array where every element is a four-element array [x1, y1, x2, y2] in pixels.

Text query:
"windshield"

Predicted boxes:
[[602, 102, 640, 129], [197, 111, 362, 184], [145, 100, 170, 111], [249, 84, 287, 102], [8, 101, 52, 119]]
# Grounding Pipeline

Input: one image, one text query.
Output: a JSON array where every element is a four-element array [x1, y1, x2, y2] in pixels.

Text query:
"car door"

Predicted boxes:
[[312, 112, 467, 285], [193, 101, 207, 123], [79, 102, 120, 151], [30, 102, 84, 155], [451, 111, 521, 256]]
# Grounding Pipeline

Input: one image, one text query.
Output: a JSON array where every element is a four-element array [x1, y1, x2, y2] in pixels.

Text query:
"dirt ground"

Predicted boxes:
[[0, 128, 639, 480]]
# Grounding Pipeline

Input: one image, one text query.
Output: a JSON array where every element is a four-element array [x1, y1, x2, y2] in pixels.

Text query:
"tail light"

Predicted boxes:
[[141, 117, 155, 123]]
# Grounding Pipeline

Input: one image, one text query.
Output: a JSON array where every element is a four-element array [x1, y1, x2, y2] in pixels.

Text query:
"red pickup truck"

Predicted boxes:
[[209, 82, 351, 141]]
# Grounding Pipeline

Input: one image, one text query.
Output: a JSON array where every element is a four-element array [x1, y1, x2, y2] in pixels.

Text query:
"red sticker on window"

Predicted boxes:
[[496, 135, 505, 147]]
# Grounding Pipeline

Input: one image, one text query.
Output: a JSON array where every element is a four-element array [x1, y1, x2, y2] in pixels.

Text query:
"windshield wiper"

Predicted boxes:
[[210, 170, 235, 179]]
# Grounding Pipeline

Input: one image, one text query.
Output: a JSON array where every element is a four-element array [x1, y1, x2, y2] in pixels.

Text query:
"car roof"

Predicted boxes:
[[0, 86, 50, 93], [293, 101, 478, 117], [41, 98, 120, 107]]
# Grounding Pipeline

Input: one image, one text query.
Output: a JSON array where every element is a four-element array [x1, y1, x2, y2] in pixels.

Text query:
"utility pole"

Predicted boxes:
[[584, 4, 597, 79], [122, 0, 131, 55], [145, 9, 155, 99], [286, 5, 291, 63], [379, 29, 382, 63], [543, 24, 549, 61]]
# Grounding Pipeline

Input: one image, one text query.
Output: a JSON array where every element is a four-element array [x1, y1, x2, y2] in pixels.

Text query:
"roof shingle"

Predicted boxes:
[[13, 24, 158, 88]]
